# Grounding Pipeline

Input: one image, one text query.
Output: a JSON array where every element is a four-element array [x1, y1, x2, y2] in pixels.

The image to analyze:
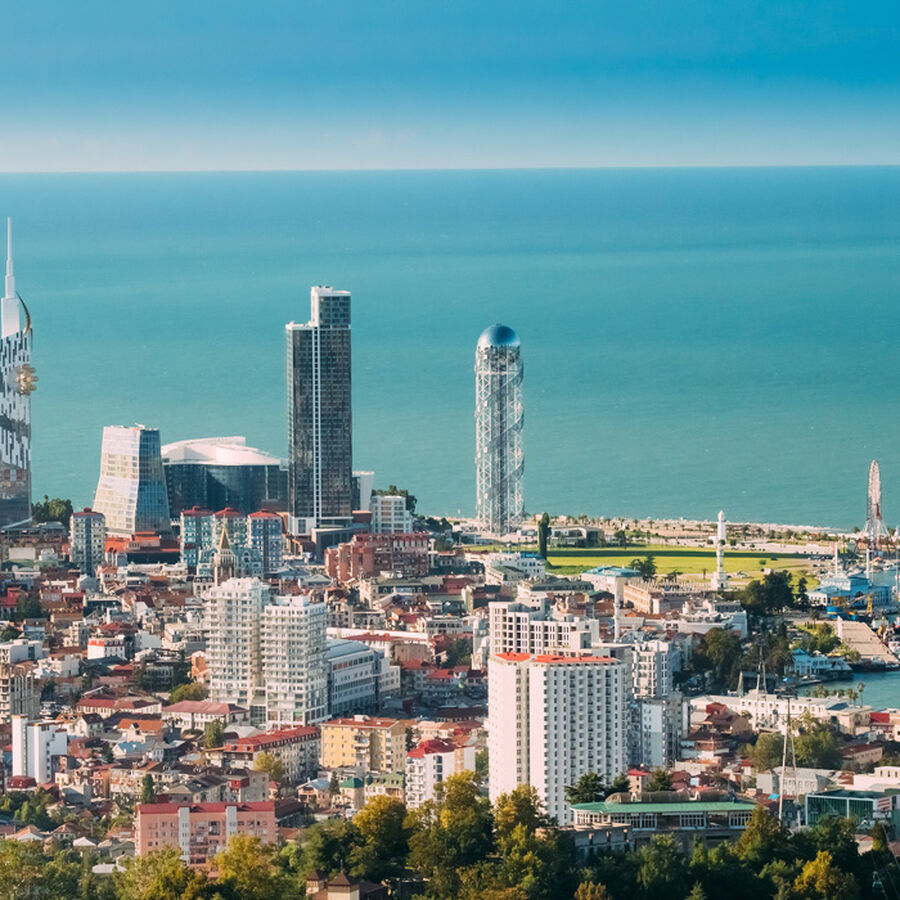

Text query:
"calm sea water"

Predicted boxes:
[[801, 670, 900, 711], [1, 168, 898, 525]]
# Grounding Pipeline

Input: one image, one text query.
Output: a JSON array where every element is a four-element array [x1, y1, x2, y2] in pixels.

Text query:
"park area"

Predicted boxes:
[[545, 543, 816, 583]]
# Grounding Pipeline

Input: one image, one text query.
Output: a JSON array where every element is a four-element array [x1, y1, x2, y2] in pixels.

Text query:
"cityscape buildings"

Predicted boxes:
[[489, 652, 627, 824], [92, 425, 172, 536], [69, 508, 106, 577], [475, 323, 524, 535], [261, 594, 328, 726], [204, 576, 327, 727], [205, 577, 270, 715], [286, 286, 353, 534], [0, 219, 36, 529], [406, 739, 476, 808], [247, 510, 284, 573], [161, 436, 287, 515], [135, 801, 277, 863], [370, 493, 413, 534]]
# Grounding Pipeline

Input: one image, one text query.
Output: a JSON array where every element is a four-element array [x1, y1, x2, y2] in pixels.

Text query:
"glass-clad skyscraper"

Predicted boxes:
[[0, 220, 36, 529], [286, 286, 352, 533], [93, 425, 172, 536], [475, 323, 524, 535]]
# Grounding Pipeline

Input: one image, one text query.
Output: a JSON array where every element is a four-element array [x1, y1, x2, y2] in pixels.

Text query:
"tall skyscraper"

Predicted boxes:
[[286, 286, 352, 533], [0, 220, 36, 529], [92, 425, 172, 536], [475, 323, 524, 535]]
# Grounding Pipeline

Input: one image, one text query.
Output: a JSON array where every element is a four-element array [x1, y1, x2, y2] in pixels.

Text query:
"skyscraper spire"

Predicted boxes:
[[1, 218, 19, 339], [5, 218, 13, 294]]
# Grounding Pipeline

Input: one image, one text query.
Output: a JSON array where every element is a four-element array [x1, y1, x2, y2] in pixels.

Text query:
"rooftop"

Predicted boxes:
[[161, 436, 283, 468], [573, 799, 757, 814], [477, 323, 520, 350]]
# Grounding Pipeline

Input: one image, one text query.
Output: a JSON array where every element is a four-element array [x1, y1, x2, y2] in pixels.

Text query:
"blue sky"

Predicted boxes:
[[2, 0, 899, 170]]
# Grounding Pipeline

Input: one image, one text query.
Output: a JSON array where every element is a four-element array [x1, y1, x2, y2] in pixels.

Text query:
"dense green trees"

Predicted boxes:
[[739, 571, 795, 617], [253, 752, 286, 790], [744, 720, 841, 772], [168, 682, 207, 704], [0, 780, 878, 900], [32, 496, 74, 528], [140, 774, 156, 805], [407, 773, 494, 898], [201, 720, 224, 749]]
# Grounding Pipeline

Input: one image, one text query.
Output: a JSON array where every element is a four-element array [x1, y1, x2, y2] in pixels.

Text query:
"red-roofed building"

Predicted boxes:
[[136, 801, 276, 865], [324, 532, 430, 583], [215, 725, 320, 783], [406, 738, 476, 808]]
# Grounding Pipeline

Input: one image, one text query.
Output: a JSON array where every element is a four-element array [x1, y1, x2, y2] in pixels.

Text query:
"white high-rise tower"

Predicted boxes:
[[475, 324, 524, 535], [0, 219, 36, 529], [711, 509, 728, 590]]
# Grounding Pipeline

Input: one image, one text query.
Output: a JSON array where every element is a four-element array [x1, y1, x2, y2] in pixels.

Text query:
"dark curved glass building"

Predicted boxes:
[[162, 436, 287, 516]]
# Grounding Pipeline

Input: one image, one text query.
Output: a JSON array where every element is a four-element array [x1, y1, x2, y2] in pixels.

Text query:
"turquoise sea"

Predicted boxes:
[[1, 168, 899, 526]]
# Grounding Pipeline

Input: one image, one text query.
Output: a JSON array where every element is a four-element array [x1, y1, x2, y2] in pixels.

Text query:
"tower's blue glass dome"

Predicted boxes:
[[477, 323, 520, 350]]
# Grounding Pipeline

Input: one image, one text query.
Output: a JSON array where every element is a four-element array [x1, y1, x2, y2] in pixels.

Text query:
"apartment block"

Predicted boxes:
[[406, 739, 476, 808], [489, 653, 627, 825], [136, 801, 276, 865], [320, 715, 408, 774]]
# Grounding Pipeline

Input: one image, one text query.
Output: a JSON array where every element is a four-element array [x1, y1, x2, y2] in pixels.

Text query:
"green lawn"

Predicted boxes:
[[546, 543, 815, 583]]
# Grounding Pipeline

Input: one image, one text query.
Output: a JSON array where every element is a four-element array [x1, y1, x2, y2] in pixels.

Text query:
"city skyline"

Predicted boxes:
[[3, 1, 899, 171]]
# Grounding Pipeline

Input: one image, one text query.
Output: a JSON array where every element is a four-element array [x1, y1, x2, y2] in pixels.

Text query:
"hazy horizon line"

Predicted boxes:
[[1, 162, 899, 176]]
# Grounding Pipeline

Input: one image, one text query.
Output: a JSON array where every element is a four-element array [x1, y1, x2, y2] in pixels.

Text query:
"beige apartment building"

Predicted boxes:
[[320, 715, 408, 773]]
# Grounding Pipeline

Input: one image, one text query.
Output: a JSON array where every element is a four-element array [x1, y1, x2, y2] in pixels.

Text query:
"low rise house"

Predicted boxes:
[[571, 791, 757, 849], [162, 700, 249, 733]]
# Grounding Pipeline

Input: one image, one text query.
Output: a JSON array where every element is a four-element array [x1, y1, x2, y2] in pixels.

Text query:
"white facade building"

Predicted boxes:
[[632, 640, 678, 699], [0, 663, 38, 725], [70, 508, 106, 576], [262, 595, 327, 727], [370, 494, 413, 534], [489, 652, 627, 825], [483, 551, 547, 583], [326, 638, 380, 715], [488, 598, 598, 657], [206, 578, 327, 727], [636, 693, 683, 769], [406, 739, 476, 808], [205, 578, 271, 713], [12, 716, 67, 783]]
